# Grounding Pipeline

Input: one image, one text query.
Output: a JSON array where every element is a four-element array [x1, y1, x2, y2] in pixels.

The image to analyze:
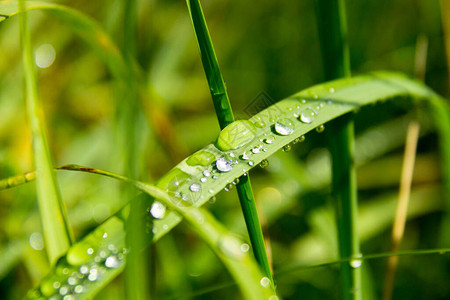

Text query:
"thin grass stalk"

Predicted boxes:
[[121, 0, 151, 298], [18, 0, 73, 265], [382, 35, 427, 300], [315, 0, 362, 299], [186, 0, 274, 286]]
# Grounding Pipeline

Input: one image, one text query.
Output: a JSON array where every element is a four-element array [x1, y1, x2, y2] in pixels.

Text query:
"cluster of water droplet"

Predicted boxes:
[[27, 231, 126, 299]]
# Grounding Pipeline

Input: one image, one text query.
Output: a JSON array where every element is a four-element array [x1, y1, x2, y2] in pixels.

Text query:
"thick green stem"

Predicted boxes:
[[186, 0, 274, 286], [18, 0, 73, 265], [315, 0, 362, 299]]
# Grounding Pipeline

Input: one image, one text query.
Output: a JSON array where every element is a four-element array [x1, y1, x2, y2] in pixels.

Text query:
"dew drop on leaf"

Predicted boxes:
[[216, 157, 233, 172], [299, 108, 316, 123], [240, 151, 251, 160], [282, 144, 291, 152], [150, 201, 166, 219], [316, 124, 325, 133], [259, 159, 269, 168], [274, 118, 294, 135], [217, 120, 257, 151], [189, 183, 201, 192], [260, 277, 271, 288], [105, 256, 121, 269]]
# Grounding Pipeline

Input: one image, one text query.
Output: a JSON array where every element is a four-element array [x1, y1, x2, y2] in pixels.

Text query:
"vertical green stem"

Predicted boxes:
[[186, 0, 274, 287], [315, 0, 362, 299], [18, 0, 73, 265], [121, 0, 151, 299]]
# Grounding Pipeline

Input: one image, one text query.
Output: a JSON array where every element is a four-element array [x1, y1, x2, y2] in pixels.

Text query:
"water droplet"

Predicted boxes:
[[350, 258, 362, 268], [67, 277, 77, 286], [224, 183, 234, 192], [252, 145, 263, 154], [74, 285, 84, 294], [63, 295, 74, 300], [329, 87, 335, 93], [234, 178, 240, 184], [87, 248, 94, 255], [219, 236, 244, 259], [260, 277, 271, 288], [282, 144, 291, 152], [35, 44, 56, 68], [189, 183, 201, 192], [102, 232, 108, 239], [186, 150, 215, 166], [316, 124, 325, 133], [293, 135, 305, 143], [217, 120, 257, 151], [274, 119, 295, 136], [313, 94, 319, 99], [240, 151, 251, 160], [300, 108, 316, 123], [209, 196, 216, 204], [212, 175, 219, 179], [208, 189, 214, 194], [263, 137, 274, 144], [216, 157, 233, 172], [79, 265, 89, 275], [88, 268, 99, 281], [150, 201, 166, 219], [59, 285, 69, 295], [105, 256, 121, 268], [259, 159, 269, 168], [53, 282, 61, 289], [29, 232, 44, 250], [200, 177, 207, 183], [203, 169, 211, 177], [240, 243, 250, 253], [248, 161, 254, 166]]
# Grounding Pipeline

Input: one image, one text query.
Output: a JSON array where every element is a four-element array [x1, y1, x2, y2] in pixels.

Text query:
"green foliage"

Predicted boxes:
[[0, 0, 449, 299]]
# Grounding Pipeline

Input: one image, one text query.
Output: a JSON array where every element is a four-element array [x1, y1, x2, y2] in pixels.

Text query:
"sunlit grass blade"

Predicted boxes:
[[18, 0, 73, 265], [314, 0, 361, 299], [186, 0, 274, 286]]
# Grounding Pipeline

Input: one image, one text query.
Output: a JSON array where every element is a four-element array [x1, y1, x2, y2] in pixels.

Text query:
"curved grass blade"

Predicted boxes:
[[24, 165, 276, 300], [3, 72, 448, 299], [186, 0, 274, 286], [18, 0, 73, 265]]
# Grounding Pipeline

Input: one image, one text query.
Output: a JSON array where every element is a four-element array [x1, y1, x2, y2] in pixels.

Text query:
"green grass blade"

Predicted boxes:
[[18, 0, 73, 265], [186, 0, 274, 285], [186, 0, 234, 129], [315, 0, 361, 299]]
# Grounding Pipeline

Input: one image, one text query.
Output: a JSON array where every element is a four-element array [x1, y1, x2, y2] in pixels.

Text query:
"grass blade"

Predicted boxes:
[[315, 0, 362, 299], [186, 0, 274, 286], [18, 0, 73, 265]]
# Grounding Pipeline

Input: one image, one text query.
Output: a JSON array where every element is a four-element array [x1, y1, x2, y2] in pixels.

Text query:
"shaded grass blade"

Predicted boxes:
[[315, 0, 362, 299], [18, 0, 73, 265], [186, 0, 274, 285]]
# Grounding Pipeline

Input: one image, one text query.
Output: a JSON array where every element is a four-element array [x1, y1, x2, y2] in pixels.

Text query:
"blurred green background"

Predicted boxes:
[[0, 0, 449, 299]]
